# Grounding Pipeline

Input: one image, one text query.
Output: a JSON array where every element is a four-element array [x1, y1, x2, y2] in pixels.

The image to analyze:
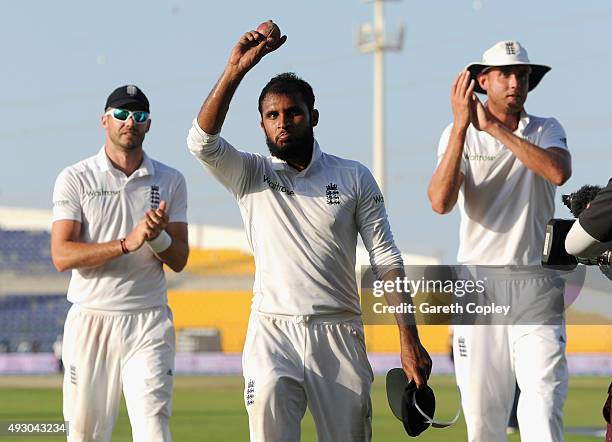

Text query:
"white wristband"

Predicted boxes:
[[147, 230, 172, 253]]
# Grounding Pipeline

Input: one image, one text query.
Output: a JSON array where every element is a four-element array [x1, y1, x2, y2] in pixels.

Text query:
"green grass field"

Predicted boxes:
[[0, 375, 608, 441]]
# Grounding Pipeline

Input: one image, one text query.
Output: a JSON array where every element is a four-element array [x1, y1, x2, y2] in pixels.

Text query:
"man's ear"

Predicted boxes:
[[311, 109, 319, 127], [101, 114, 108, 129], [477, 73, 488, 92], [260, 118, 264, 131], [145, 119, 151, 133]]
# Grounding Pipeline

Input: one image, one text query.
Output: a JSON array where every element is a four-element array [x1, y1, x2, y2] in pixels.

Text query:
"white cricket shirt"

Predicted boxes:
[[187, 121, 402, 315], [52, 147, 188, 311], [437, 112, 569, 265]]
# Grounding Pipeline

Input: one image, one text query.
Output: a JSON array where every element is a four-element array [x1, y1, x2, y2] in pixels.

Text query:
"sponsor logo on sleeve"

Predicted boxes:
[[53, 200, 71, 207], [373, 195, 384, 204]]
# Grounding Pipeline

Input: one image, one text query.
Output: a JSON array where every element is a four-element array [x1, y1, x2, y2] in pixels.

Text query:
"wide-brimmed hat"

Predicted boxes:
[[386, 368, 460, 437], [466, 41, 551, 94]]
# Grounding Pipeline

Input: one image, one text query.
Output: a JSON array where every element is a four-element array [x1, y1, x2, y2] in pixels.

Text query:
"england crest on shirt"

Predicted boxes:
[[150, 185, 161, 210], [325, 183, 340, 205]]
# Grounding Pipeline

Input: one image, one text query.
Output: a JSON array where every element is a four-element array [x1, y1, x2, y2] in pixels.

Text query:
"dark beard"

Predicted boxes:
[[266, 128, 314, 166]]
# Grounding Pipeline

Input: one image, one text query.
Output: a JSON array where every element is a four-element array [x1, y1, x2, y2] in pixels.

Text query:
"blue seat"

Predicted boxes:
[[0, 294, 70, 352], [0, 229, 56, 274]]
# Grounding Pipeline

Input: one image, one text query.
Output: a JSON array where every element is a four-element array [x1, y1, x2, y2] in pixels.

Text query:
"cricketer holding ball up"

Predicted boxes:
[[186, 24, 431, 441]]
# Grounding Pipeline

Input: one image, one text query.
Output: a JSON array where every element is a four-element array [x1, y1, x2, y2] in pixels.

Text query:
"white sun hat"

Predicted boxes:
[[466, 41, 551, 94]]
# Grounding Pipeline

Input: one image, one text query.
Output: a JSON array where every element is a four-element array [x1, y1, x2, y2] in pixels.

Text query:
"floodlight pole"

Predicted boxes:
[[373, 0, 385, 195], [357, 0, 404, 196]]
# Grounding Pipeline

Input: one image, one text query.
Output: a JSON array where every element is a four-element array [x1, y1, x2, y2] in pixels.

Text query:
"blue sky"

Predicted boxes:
[[2, 1, 611, 262]]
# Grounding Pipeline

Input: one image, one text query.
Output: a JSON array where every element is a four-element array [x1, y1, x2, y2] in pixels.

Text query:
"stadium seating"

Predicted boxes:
[[0, 229, 55, 274], [0, 294, 69, 352]]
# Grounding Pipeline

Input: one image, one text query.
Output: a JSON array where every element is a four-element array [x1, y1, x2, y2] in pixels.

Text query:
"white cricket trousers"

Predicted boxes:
[[62, 305, 175, 442], [453, 269, 568, 442], [242, 311, 374, 442]]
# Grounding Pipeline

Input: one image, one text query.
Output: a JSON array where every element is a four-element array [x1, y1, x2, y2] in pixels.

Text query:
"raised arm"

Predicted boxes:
[[470, 95, 571, 186], [428, 70, 472, 214], [198, 29, 287, 134], [187, 28, 287, 197]]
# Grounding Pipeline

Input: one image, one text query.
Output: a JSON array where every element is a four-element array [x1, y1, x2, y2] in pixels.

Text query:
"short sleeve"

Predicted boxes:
[[539, 118, 569, 151], [52, 168, 82, 222], [437, 124, 467, 174], [167, 170, 188, 224]]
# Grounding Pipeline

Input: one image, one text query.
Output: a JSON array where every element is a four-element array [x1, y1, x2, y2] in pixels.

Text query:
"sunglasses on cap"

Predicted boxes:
[[104, 108, 150, 124]]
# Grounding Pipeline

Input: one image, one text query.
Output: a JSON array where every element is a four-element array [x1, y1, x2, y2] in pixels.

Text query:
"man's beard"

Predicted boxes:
[[266, 127, 314, 165]]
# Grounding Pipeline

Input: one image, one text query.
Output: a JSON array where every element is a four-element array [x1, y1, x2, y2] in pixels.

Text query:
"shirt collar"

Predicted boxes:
[[515, 110, 531, 134], [271, 139, 323, 174], [137, 151, 155, 178], [96, 146, 155, 178]]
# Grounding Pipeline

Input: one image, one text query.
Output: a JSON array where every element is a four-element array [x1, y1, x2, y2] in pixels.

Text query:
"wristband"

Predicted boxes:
[[147, 230, 172, 253], [120, 238, 130, 254]]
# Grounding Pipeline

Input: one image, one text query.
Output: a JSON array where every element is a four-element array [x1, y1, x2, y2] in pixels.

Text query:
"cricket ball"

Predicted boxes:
[[257, 20, 281, 44]]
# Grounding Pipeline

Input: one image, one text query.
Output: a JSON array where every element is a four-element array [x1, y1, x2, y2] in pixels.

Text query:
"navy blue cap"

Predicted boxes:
[[105, 85, 150, 112]]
